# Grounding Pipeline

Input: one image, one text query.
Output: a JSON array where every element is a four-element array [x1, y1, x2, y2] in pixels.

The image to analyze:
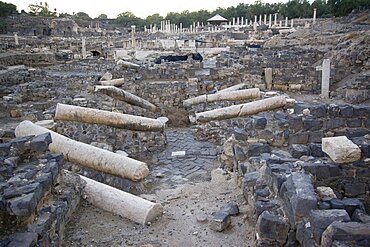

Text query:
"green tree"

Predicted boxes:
[[115, 11, 144, 29], [328, 0, 370, 16], [311, 0, 331, 17], [28, 2, 56, 17], [97, 13, 107, 19], [280, 0, 312, 18], [74, 12, 91, 20], [0, 1, 17, 17], [145, 13, 164, 26]]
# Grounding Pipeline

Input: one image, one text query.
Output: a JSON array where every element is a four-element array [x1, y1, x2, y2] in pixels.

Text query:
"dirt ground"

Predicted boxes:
[[64, 175, 256, 247]]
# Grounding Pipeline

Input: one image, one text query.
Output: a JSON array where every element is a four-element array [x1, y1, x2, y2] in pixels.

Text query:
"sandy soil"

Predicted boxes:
[[64, 176, 256, 247]]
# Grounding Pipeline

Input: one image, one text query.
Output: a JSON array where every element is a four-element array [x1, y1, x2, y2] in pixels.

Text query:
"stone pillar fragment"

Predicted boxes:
[[55, 103, 165, 131], [265, 68, 273, 90], [192, 96, 286, 123], [14, 32, 19, 45], [183, 88, 260, 107], [79, 174, 163, 225], [95, 86, 159, 112], [81, 37, 87, 59], [321, 59, 330, 98], [15, 121, 149, 181]]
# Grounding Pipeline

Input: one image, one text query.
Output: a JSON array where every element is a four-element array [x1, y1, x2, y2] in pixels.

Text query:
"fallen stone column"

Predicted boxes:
[[95, 85, 159, 112], [99, 78, 124, 87], [15, 120, 149, 181], [183, 88, 260, 107], [117, 59, 140, 69], [192, 96, 286, 123], [55, 103, 165, 131], [217, 83, 247, 93], [78, 174, 163, 225]]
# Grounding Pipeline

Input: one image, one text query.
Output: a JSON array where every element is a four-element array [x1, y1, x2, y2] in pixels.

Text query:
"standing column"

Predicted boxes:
[[285, 17, 288, 27], [264, 14, 267, 25], [241, 17, 244, 26], [313, 8, 317, 24], [254, 15, 257, 24], [131, 25, 136, 49], [265, 68, 273, 90], [259, 15, 262, 25], [279, 20, 282, 27], [253, 21, 257, 32], [274, 13, 277, 26], [269, 14, 272, 28], [291, 19, 294, 28], [321, 59, 330, 98], [81, 37, 87, 59], [14, 32, 19, 45], [237, 17, 240, 26], [233, 17, 235, 26], [180, 23, 183, 32]]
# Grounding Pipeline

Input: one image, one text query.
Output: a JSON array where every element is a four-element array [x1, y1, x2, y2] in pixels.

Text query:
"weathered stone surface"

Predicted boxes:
[[329, 198, 365, 216], [29, 133, 52, 153], [256, 211, 289, 244], [7, 232, 38, 247], [8, 192, 38, 217], [352, 209, 370, 223], [344, 182, 366, 197], [322, 136, 362, 163], [220, 202, 240, 216], [210, 210, 231, 232], [310, 209, 350, 244], [247, 143, 271, 157], [255, 199, 280, 217], [280, 173, 317, 225], [289, 144, 309, 158], [254, 116, 267, 129], [321, 221, 370, 246], [309, 143, 325, 157]]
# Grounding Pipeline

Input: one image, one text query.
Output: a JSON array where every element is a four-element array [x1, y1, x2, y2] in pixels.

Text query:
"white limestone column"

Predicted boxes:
[[14, 32, 19, 45], [279, 20, 282, 27], [241, 17, 244, 26], [81, 37, 87, 59], [313, 8, 317, 24], [274, 13, 277, 26], [264, 14, 267, 25], [269, 14, 272, 28], [131, 25, 136, 49], [236, 17, 240, 26], [285, 17, 288, 27], [291, 19, 294, 28], [259, 15, 262, 25], [321, 59, 330, 98], [233, 17, 235, 26]]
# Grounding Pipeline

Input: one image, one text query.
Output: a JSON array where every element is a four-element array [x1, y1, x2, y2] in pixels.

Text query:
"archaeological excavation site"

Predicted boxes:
[[0, 1, 370, 246]]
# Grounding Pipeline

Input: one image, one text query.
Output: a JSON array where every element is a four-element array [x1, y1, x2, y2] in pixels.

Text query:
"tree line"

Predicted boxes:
[[0, 0, 369, 31]]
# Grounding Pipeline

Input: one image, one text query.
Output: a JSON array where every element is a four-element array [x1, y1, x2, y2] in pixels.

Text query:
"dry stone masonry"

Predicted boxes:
[[0, 8, 369, 247]]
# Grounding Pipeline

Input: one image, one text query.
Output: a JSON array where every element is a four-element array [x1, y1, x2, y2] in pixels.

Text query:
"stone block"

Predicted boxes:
[[247, 143, 271, 157], [256, 211, 289, 244], [210, 210, 231, 232], [232, 128, 248, 141], [321, 221, 370, 247], [303, 117, 323, 131], [219, 202, 239, 216], [346, 119, 362, 128], [344, 182, 366, 197], [322, 136, 361, 163], [287, 115, 303, 133], [288, 144, 309, 159], [309, 143, 325, 157], [309, 130, 324, 143], [296, 221, 315, 247], [339, 105, 354, 118], [324, 118, 345, 130], [8, 192, 38, 217], [310, 104, 327, 118], [254, 116, 267, 129], [274, 111, 287, 120], [288, 132, 309, 144], [7, 232, 38, 247], [301, 162, 341, 179], [329, 198, 365, 216], [280, 173, 317, 225], [309, 209, 350, 244], [255, 199, 280, 217], [243, 171, 260, 196], [353, 106, 370, 118], [351, 209, 370, 223], [29, 133, 52, 152]]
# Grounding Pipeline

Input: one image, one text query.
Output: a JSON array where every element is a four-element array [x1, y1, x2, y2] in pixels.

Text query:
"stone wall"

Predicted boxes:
[[0, 133, 83, 246]]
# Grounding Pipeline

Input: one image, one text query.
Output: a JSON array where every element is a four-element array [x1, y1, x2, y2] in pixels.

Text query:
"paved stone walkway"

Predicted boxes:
[[148, 128, 219, 191]]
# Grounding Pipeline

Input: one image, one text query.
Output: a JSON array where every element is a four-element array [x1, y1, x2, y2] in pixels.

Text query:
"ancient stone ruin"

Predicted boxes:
[[0, 7, 370, 247]]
